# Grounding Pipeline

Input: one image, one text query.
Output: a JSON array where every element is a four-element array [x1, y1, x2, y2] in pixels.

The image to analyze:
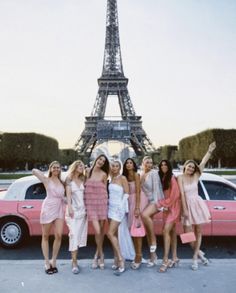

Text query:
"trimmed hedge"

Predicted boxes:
[[178, 129, 236, 167], [0, 132, 59, 170]]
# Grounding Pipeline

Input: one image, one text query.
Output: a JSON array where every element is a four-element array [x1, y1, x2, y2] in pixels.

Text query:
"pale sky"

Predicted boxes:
[[0, 0, 235, 151]]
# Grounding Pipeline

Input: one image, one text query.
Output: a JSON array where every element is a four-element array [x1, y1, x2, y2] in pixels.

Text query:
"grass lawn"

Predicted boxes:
[[0, 174, 32, 180], [205, 170, 236, 175]]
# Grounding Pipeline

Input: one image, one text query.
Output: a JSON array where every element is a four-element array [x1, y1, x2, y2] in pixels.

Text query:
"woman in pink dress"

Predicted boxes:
[[84, 154, 110, 269], [65, 160, 87, 274], [141, 156, 165, 267], [32, 161, 65, 274], [177, 142, 216, 270], [157, 160, 181, 272], [122, 158, 148, 270]]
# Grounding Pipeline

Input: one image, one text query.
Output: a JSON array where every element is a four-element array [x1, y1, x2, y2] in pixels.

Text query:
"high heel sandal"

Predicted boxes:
[[44, 264, 53, 275], [159, 260, 170, 273], [168, 258, 180, 268], [111, 257, 118, 270], [147, 254, 158, 268], [91, 255, 99, 269], [130, 262, 141, 270], [198, 251, 209, 266], [113, 259, 125, 276], [98, 254, 105, 270], [191, 259, 198, 271]]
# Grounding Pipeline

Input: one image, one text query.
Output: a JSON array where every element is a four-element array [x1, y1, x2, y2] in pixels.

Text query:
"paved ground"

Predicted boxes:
[[0, 259, 236, 293]]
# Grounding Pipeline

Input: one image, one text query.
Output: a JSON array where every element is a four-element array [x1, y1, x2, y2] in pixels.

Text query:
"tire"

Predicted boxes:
[[0, 218, 29, 248]]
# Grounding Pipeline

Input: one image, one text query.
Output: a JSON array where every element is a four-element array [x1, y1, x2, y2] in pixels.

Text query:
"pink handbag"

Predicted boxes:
[[130, 217, 146, 237], [180, 231, 196, 244]]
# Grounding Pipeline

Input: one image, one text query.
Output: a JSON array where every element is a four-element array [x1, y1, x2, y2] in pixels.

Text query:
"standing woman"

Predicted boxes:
[[157, 160, 181, 272], [32, 161, 65, 274], [65, 160, 87, 274], [84, 154, 110, 269], [177, 142, 216, 270], [107, 160, 129, 275], [141, 156, 165, 267], [122, 158, 148, 269]]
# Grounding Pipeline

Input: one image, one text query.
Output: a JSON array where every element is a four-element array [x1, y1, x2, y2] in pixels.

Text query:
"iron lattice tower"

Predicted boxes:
[[75, 0, 156, 156]]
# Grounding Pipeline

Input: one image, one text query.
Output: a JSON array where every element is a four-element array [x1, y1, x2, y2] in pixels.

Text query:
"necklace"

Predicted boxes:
[[112, 174, 121, 180]]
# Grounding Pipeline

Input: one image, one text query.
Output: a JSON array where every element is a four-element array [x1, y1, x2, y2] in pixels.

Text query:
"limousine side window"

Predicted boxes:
[[203, 181, 236, 201], [25, 183, 46, 200], [198, 182, 206, 200]]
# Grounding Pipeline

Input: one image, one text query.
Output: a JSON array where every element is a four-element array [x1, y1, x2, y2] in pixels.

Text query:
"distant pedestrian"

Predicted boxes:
[[177, 142, 216, 270], [157, 160, 181, 272], [122, 158, 148, 270], [107, 160, 129, 275], [32, 161, 65, 274], [84, 154, 110, 269], [65, 160, 87, 274], [141, 156, 165, 267]]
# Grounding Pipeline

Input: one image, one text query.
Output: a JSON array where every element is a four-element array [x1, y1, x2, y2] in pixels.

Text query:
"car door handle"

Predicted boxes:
[[213, 206, 226, 210], [21, 205, 34, 209]]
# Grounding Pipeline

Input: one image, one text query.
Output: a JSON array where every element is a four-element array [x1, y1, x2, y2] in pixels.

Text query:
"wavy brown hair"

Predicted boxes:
[[89, 154, 110, 178]]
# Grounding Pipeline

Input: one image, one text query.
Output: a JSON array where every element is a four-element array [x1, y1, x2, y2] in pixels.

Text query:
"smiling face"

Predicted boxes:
[[95, 155, 106, 168], [184, 162, 196, 175], [160, 161, 169, 174], [110, 161, 121, 176], [142, 158, 153, 172], [49, 162, 61, 178], [75, 162, 84, 175]]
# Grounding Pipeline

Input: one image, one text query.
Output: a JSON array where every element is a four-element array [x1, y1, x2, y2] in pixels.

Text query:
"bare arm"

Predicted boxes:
[[32, 168, 49, 186], [122, 176, 129, 195], [177, 175, 188, 218], [199, 141, 216, 173], [134, 173, 141, 214]]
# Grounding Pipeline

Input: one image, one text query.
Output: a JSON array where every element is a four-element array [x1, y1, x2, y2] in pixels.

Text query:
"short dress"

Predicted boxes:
[[40, 180, 65, 224], [127, 181, 148, 229], [157, 176, 181, 224], [65, 181, 88, 251], [183, 181, 211, 226], [84, 179, 108, 221], [108, 183, 127, 222]]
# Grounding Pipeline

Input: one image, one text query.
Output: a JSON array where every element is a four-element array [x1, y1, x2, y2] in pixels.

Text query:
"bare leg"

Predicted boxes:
[[92, 220, 105, 268], [51, 219, 64, 268], [193, 225, 202, 260], [162, 222, 175, 262], [107, 220, 123, 261], [71, 250, 78, 267], [41, 223, 52, 269], [133, 237, 142, 263], [141, 204, 158, 261], [170, 224, 178, 261]]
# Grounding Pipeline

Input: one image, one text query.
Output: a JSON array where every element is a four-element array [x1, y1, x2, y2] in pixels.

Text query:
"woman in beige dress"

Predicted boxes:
[[65, 160, 87, 274]]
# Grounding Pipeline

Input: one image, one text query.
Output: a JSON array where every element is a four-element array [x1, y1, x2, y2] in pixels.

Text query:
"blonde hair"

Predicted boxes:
[[183, 160, 201, 175], [142, 156, 152, 164], [48, 161, 61, 179], [67, 160, 85, 181]]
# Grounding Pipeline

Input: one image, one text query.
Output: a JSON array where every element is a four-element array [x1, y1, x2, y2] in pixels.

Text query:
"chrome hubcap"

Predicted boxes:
[[1, 222, 21, 244]]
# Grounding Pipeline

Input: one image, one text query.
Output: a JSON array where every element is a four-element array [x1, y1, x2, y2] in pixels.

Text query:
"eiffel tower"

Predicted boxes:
[[75, 0, 156, 157]]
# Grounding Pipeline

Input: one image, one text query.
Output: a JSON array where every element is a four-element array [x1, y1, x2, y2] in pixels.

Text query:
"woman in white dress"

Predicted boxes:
[[107, 160, 129, 275], [65, 160, 88, 274]]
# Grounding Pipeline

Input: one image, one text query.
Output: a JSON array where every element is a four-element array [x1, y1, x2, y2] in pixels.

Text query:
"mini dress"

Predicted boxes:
[[40, 180, 65, 224], [84, 179, 108, 221]]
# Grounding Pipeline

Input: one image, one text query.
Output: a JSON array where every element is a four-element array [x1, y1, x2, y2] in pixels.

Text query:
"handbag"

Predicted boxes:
[[130, 217, 145, 237], [180, 231, 196, 244]]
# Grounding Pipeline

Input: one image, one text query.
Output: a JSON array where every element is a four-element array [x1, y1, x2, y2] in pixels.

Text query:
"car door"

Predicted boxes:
[[202, 180, 236, 236], [17, 183, 46, 235]]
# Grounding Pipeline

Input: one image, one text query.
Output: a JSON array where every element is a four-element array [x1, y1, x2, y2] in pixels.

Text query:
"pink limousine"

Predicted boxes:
[[0, 173, 236, 248]]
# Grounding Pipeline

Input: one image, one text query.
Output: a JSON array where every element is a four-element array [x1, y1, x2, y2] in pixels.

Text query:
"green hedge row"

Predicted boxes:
[[178, 129, 236, 167]]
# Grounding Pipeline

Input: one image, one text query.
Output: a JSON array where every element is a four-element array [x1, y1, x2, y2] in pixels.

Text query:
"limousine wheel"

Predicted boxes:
[[0, 218, 29, 248]]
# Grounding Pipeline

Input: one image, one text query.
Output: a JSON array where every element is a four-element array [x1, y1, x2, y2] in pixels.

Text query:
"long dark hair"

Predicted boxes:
[[89, 154, 110, 178], [122, 158, 138, 179], [158, 160, 173, 190]]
